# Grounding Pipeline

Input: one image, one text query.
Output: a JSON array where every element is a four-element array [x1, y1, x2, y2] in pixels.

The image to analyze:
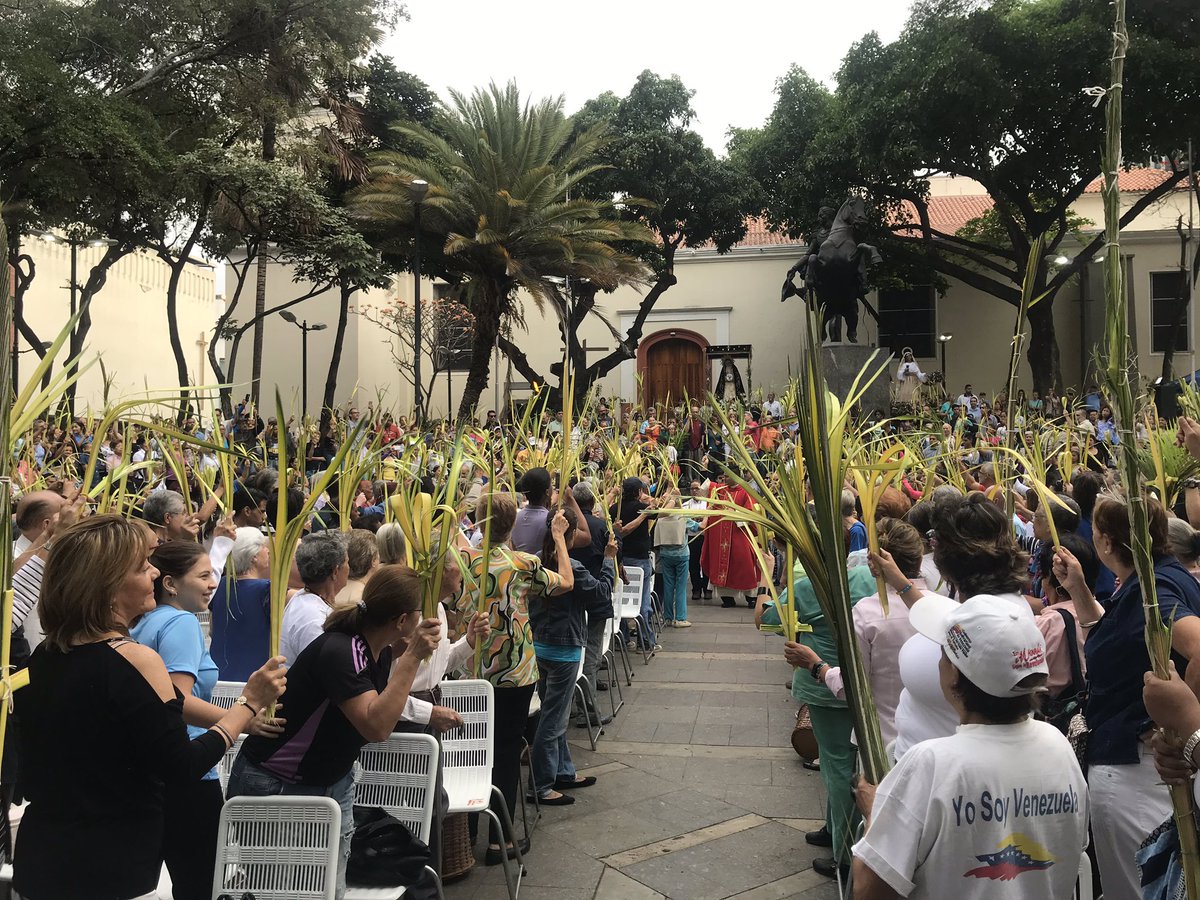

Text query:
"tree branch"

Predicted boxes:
[[497, 335, 547, 386]]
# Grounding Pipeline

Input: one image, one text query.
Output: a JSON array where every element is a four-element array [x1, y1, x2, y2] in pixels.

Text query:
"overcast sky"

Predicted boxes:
[[379, 0, 917, 154]]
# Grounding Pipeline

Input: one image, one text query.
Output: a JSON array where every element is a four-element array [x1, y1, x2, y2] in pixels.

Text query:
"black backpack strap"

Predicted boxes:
[[1055, 608, 1084, 697]]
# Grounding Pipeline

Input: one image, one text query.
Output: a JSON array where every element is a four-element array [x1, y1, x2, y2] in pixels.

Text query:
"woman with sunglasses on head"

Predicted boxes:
[[14, 516, 285, 900]]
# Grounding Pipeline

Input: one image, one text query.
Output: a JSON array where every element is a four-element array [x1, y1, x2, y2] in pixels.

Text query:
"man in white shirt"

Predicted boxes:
[[763, 392, 784, 420], [279, 531, 350, 664], [11, 489, 69, 649], [852, 595, 1088, 900], [956, 384, 974, 410]]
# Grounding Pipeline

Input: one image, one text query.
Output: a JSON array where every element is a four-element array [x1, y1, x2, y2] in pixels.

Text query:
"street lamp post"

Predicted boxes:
[[408, 179, 429, 420], [938, 333, 954, 390], [279, 311, 327, 418]]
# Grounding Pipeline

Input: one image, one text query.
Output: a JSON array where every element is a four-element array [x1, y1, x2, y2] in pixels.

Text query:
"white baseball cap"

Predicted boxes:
[[909, 594, 1049, 698]]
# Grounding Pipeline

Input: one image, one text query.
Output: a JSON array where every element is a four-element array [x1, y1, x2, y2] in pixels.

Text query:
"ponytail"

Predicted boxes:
[[324, 563, 422, 635]]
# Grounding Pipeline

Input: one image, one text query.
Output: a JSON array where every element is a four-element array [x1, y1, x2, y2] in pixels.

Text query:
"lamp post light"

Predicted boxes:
[[408, 179, 429, 420], [279, 310, 327, 418], [938, 333, 954, 388]]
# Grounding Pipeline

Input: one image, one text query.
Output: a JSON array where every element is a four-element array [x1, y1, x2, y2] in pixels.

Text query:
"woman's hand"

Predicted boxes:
[[868, 548, 906, 590], [464, 611, 491, 649], [1144, 661, 1200, 737], [213, 514, 237, 542], [400, 618, 443, 662], [247, 704, 287, 738], [1149, 728, 1193, 785], [243, 656, 288, 711], [550, 510, 569, 539], [852, 773, 878, 819], [1052, 547, 1088, 596], [783, 641, 819, 669], [1178, 416, 1200, 461]]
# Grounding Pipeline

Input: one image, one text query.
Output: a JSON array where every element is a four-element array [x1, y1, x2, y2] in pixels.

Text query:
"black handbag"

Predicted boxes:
[[1038, 609, 1089, 766], [347, 806, 433, 888]]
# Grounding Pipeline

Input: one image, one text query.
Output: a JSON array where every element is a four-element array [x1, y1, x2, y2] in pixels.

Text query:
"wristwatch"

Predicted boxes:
[[235, 696, 260, 717], [1183, 727, 1200, 770]]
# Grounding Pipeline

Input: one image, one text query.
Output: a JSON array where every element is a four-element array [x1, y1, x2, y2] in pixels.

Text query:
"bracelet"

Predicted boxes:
[[1183, 728, 1200, 771], [211, 723, 234, 746], [810, 661, 826, 681], [898, 583, 913, 596], [235, 696, 260, 717]]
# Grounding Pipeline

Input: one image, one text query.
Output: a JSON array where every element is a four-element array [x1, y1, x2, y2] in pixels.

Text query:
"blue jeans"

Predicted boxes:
[[659, 546, 689, 621], [226, 753, 356, 900], [531, 655, 580, 796], [621, 557, 656, 647]]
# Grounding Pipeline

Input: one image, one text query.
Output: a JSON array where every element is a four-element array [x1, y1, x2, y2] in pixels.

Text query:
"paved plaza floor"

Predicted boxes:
[[445, 602, 842, 900]]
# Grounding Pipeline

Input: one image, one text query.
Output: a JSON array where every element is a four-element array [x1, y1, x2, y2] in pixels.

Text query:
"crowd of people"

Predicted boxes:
[[4, 381, 1200, 900]]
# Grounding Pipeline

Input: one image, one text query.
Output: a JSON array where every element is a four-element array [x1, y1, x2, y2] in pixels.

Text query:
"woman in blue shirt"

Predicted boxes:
[[1077, 495, 1200, 900], [133, 540, 280, 900]]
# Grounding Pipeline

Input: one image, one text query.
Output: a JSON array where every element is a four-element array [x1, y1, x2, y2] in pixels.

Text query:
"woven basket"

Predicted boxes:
[[441, 812, 475, 882]]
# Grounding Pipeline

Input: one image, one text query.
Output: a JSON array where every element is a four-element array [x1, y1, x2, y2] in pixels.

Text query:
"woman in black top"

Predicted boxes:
[[14, 515, 286, 900], [228, 564, 441, 900], [611, 476, 659, 651]]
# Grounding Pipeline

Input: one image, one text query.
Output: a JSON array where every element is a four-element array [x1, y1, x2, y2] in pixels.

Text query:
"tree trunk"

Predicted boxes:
[[163, 196, 212, 424], [322, 279, 353, 428], [250, 118, 278, 412], [8, 247, 40, 392], [457, 283, 503, 422], [1026, 292, 1062, 396]]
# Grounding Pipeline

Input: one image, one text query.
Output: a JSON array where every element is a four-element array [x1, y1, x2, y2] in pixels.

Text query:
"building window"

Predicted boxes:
[[1151, 271, 1190, 353], [432, 284, 473, 371], [877, 286, 936, 358]]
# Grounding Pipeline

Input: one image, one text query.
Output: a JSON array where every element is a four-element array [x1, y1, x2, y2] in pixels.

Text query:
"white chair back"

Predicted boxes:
[[354, 733, 439, 844], [438, 679, 495, 813], [212, 795, 341, 900], [615, 567, 644, 621], [210, 680, 246, 791]]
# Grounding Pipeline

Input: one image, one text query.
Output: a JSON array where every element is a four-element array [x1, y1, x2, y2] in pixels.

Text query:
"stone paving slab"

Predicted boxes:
[[443, 604, 836, 900]]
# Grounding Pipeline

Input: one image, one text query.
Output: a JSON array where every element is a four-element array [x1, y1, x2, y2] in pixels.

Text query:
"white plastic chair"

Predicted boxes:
[[572, 616, 603, 751], [210, 680, 246, 792], [600, 612, 625, 716], [615, 566, 652, 665], [345, 732, 444, 900], [211, 795, 341, 900], [438, 679, 523, 900]]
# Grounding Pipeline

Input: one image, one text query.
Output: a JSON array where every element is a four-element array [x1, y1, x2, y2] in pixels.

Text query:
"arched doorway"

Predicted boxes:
[[638, 330, 709, 409]]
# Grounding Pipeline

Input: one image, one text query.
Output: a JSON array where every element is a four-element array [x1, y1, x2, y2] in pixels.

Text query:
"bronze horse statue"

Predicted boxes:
[[781, 196, 882, 343]]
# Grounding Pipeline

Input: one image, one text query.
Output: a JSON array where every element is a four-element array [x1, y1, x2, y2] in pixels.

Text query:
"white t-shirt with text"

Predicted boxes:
[[853, 719, 1088, 899]]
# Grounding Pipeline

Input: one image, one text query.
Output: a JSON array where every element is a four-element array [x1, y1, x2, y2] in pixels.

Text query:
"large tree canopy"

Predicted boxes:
[[734, 0, 1200, 392], [351, 81, 653, 420]]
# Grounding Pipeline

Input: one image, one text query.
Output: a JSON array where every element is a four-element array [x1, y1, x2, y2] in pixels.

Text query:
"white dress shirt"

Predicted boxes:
[[398, 603, 472, 725], [279, 590, 332, 664]]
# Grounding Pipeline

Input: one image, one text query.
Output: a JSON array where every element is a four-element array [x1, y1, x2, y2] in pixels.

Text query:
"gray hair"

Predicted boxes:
[[572, 481, 596, 510], [346, 529, 380, 579], [841, 489, 858, 517], [295, 531, 348, 586], [231, 527, 269, 574], [143, 490, 185, 526], [930, 484, 965, 506], [376, 522, 406, 565]]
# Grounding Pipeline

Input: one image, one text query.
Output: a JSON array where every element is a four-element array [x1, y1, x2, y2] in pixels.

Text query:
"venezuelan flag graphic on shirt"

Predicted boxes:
[[964, 834, 1056, 881]]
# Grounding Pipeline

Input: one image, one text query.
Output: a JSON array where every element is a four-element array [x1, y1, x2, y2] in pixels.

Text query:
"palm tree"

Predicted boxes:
[[351, 81, 651, 421]]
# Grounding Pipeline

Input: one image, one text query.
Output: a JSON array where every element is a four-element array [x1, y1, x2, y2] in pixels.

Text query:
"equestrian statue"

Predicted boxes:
[[780, 196, 883, 343]]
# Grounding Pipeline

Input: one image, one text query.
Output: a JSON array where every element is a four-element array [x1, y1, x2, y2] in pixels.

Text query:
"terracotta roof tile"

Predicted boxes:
[[894, 195, 996, 235], [1083, 166, 1185, 193]]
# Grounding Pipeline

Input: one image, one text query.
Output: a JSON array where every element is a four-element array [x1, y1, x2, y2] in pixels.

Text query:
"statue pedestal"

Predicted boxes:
[[811, 342, 893, 418]]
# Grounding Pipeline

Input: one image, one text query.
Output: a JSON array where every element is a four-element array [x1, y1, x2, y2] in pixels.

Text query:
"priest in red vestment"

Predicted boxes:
[[700, 478, 761, 608]]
